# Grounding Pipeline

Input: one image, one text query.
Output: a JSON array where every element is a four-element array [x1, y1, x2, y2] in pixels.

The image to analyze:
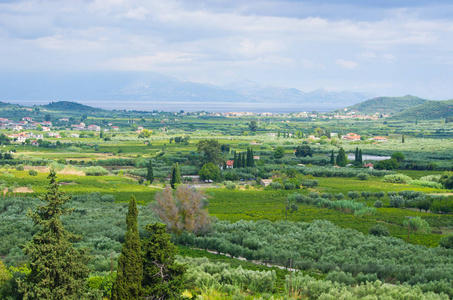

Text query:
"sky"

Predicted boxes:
[[1, 0, 453, 99]]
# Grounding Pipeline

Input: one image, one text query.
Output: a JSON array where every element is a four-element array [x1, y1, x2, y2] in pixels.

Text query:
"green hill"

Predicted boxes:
[[391, 99, 453, 120], [347, 95, 427, 115], [39, 101, 103, 113]]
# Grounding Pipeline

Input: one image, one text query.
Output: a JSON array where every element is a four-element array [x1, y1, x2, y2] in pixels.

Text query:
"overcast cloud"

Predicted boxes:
[[1, 0, 453, 99]]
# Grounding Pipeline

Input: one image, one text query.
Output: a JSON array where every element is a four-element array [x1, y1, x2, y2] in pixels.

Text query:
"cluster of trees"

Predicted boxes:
[[0, 173, 185, 299], [232, 148, 255, 168], [112, 196, 185, 300]]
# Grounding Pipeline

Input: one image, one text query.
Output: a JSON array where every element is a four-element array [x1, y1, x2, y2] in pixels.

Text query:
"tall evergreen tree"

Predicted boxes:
[[358, 149, 363, 164], [20, 171, 91, 300], [146, 159, 154, 183], [330, 150, 335, 165], [174, 163, 181, 185], [112, 196, 142, 300], [246, 148, 251, 167], [233, 151, 238, 168], [141, 223, 186, 299], [337, 147, 348, 167], [402, 134, 405, 143], [170, 163, 182, 189], [249, 148, 255, 167], [355, 147, 359, 161], [277, 129, 281, 138], [242, 152, 246, 168]]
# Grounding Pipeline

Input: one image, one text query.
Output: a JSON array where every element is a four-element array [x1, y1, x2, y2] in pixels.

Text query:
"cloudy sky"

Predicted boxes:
[[1, 0, 453, 99]]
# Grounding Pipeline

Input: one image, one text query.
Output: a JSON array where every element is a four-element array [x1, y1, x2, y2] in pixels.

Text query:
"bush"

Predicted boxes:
[[347, 191, 360, 199], [369, 224, 390, 236], [15, 164, 24, 171], [383, 174, 412, 184], [335, 193, 345, 200], [284, 182, 296, 190], [84, 166, 108, 176], [439, 234, 453, 249], [28, 169, 38, 176], [373, 200, 383, 208], [302, 180, 318, 188], [225, 182, 236, 190], [389, 196, 404, 208], [269, 182, 283, 190], [356, 173, 370, 180]]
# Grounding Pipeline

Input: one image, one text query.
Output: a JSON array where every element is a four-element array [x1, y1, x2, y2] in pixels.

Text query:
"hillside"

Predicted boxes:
[[391, 99, 453, 120], [347, 95, 427, 115], [39, 101, 103, 113]]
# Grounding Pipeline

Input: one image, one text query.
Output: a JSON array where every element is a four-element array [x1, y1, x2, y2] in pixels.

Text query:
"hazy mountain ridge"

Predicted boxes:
[[0, 72, 373, 108]]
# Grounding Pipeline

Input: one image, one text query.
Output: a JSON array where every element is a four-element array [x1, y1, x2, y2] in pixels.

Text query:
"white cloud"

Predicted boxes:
[[335, 59, 359, 69]]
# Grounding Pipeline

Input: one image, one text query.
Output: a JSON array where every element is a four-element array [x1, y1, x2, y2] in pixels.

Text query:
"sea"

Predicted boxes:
[[13, 100, 333, 113]]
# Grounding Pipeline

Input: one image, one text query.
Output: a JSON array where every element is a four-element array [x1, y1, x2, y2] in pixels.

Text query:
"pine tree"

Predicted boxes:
[[112, 196, 142, 300], [20, 171, 91, 300], [141, 223, 186, 299], [146, 159, 154, 183], [330, 150, 335, 165]]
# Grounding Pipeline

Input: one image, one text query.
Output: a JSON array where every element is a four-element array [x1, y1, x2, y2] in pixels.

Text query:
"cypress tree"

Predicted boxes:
[[402, 134, 405, 143], [146, 159, 154, 183], [20, 171, 91, 299], [250, 148, 255, 167], [141, 223, 186, 299], [358, 149, 363, 164], [170, 166, 176, 189], [174, 163, 181, 185], [330, 150, 335, 165], [233, 151, 238, 168], [337, 147, 348, 167], [355, 147, 359, 162], [242, 152, 246, 168], [277, 129, 280, 138], [112, 195, 142, 300]]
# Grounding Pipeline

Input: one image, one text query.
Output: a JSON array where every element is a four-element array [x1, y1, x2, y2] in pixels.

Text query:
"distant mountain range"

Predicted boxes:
[[0, 72, 374, 109]]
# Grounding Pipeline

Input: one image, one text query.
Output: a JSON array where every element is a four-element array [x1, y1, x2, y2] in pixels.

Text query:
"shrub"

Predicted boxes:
[[374, 191, 385, 199], [15, 164, 24, 171], [269, 182, 283, 190], [347, 191, 360, 200], [335, 193, 345, 200], [225, 182, 236, 190], [356, 173, 370, 180], [369, 224, 390, 236], [321, 193, 333, 200], [439, 234, 453, 249], [389, 196, 404, 208], [383, 174, 412, 184], [284, 182, 296, 190], [374, 200, 383, 208], [84, 166, 108, 176], [28, 169, 38, 176], [302, 180, 318, 188], [361, 191, 372, 200]]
